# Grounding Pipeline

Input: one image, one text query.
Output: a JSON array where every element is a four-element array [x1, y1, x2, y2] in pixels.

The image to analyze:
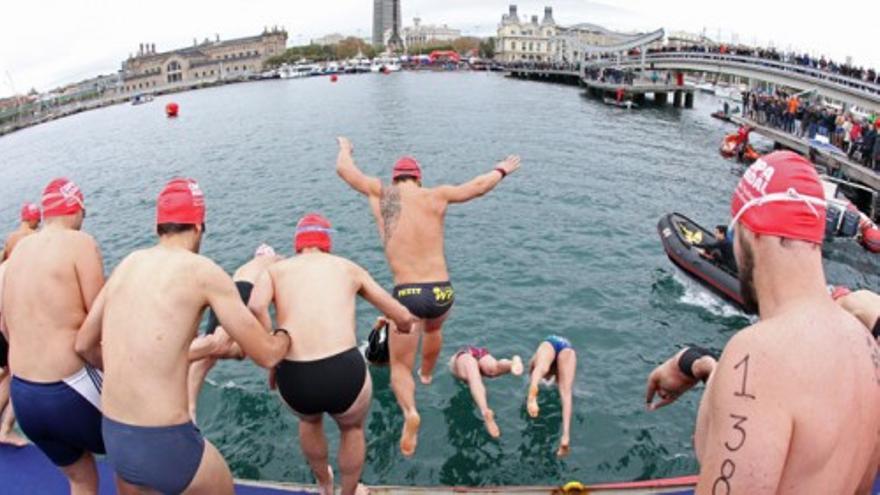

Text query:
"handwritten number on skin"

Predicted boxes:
[[714, 355, 753, 492], [712, 459, 736, 495], [724, 414, 748, 452], [733, 354, 756, 400]]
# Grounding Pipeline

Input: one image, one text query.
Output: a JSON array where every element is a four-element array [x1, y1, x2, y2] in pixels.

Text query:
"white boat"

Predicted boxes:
[[372, 57, 402, 73], [603, 97, 636, 109]]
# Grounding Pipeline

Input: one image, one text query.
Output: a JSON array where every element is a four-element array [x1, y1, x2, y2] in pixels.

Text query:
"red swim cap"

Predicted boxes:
[[392, 156, 422, 181], [730, 151, 826, 244], [156, 178, 205, 225], [295, 213, 332, 253], [42, 178, 85, 218], [20, 202, 41, 223]]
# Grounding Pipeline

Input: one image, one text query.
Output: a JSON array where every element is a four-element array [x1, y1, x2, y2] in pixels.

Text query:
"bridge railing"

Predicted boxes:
[[587, 52, 880, 101]]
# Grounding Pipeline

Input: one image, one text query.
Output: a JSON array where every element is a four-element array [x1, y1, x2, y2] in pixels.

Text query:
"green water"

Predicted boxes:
[[0, 72, 876, 487]]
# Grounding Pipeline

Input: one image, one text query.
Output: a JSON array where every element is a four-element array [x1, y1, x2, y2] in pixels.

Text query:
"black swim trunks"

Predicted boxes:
[[275, 347, 366, 416], [0, 332, 8, 369], [393, 281, 455, 321], [205, 281, 254, 335]]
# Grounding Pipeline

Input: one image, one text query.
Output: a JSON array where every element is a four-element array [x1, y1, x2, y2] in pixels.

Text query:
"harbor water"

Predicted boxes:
[[0, 71, 876, 487]]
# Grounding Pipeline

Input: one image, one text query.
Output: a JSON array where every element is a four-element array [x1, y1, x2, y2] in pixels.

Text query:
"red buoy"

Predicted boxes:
[[330, 74, 338, 83], [165, 102, 179, 118], [861, 224, 880, 254], [382, 67, 390, 75]]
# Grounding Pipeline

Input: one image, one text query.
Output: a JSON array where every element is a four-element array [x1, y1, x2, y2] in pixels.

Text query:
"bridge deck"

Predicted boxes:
[[731, 116, 880, 191]]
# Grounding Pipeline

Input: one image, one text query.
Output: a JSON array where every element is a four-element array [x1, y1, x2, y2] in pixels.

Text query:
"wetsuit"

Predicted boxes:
[[696, 237, 737, 273], [275, 346, 366, 416], [11, 366, 105, 466], [204, 281, 254, 334], [393, 282, 455, 323]]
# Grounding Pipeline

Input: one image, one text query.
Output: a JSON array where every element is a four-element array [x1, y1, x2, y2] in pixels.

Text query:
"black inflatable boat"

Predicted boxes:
[[657, 213, 751, 314]]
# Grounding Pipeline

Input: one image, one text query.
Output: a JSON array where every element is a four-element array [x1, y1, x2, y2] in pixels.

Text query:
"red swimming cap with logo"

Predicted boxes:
[[295, 213, 332, 253], [156, 178, 205, 225], [730, 151, 826, 244], [392, 156, 422, 181], [42, 178, 84, 218], [20, 203, 41, 223]]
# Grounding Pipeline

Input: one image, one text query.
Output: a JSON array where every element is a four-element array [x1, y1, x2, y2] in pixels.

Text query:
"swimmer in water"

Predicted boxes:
[[187, 243, 283, 421], [336, 136, 521, 456], [448, 346, 523, 438], [526, 335, 577, 458]]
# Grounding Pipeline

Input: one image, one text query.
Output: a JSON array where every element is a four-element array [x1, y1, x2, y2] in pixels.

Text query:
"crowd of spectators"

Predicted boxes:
[[744, 90, 880, 170]]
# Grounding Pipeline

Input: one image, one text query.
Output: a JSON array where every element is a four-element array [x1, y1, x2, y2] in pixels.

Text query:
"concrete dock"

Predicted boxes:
[[581, 79, 695, 108]]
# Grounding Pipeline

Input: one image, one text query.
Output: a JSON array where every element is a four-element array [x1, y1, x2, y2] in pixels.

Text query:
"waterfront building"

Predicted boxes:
[[401, 18, 461, 50], [119, 27, 287, 94], [313, 33, 346, 46], [373, 0, 402, 48]]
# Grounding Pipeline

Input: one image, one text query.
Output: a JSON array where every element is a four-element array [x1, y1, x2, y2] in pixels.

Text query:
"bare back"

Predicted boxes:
[[101, 247, 215, 426], [370, 183, 449, 284], [4, 229, 100, 381], [270, 253, 362, 361], [3, 227, 34, 260], [695, 302, 880, 494]]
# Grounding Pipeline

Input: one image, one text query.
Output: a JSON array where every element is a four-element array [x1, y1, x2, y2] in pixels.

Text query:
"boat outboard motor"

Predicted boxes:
[[825, 205, 842, 239], [840, 210, 861, 238]]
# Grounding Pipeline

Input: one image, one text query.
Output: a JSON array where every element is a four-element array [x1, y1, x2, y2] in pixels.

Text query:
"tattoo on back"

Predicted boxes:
[[713, 353, 756, 494], [380, 186, 401, 243]]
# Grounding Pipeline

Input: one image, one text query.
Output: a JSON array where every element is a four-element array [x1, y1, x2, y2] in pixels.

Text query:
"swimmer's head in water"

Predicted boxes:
[[254, 243, 276, 258], [156, 178, 206, 226], [729, 151, 826, 245], [41, 178, 85, 225], [392, 156, 422, 184], [20, 202, 41, 226], [295, 213, 332, 254]]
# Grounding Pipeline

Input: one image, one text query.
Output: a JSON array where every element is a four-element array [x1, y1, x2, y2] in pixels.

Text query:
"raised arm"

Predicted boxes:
[[436, 155, 521, 204], [74, 234, 105, 311], [353, 262, 414, 334], [75, 285, 107, 369], [336, 137, 382, 197], [247, 270, 276, 331], [202, 261, 289, 368]]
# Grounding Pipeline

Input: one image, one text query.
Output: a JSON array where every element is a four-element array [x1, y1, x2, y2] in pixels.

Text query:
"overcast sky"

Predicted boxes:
[[1, 0, 877, 97]]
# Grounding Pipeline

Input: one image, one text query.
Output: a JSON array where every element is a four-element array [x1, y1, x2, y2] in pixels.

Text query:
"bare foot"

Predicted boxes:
[[400, 412, 421, 457], [556, 437, 571, 458], [317, 465, 333, 495], [511, 356, 523, 376], [417, 369, 433, 386], [0, 431, 27, 448], [355, 483, 370, 495], [527, 385, 540, 418], [483, 410, 501, 438]]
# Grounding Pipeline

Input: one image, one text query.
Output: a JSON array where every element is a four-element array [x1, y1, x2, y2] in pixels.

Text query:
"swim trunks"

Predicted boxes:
[[11, 366, 105, 466], [0, 332, 7, 369], [545, 335, 572, 355], [454, 346, 490, 361], [393, 281, 455, 321], [103, 416, 205, 494], [205, 280, 254, 335], [275, 347, 366, 416]]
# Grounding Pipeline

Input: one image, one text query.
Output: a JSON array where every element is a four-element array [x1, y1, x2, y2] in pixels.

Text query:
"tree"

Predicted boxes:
[[479, 38, 496, 60], [335, 37, 376, 59], [451, 37, 481, 56]]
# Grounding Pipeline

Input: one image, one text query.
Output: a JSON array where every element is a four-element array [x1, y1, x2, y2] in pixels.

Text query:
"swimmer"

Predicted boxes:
[[448, 346, 523, 438], [336, 136, 521, 456], [526, 335, 577, 458], [75, 178, 291, 495], [830, 286, 880, 339], [0, 260, 26, 447], [645, 152, 880, 493], [186, 243, 283, 421], [2, 202, 41, 261], [248, 213, 414, 495], [2, 179, 106, 494]]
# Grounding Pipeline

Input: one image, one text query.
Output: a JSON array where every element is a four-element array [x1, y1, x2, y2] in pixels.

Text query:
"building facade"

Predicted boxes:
[[401, 18, 461, 50], [373, 0, 401, 47], [119, 27, 287, 94]]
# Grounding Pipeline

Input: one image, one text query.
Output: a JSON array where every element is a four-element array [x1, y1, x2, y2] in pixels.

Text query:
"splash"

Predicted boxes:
[[672, 270, 752, 320]]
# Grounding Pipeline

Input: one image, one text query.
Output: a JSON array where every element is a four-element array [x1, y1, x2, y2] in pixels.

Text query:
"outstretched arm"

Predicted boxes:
[[436, 155, 521, 204], [336, 137, 382, 197], [645, 347, 717, 411], [75, 286, 107, 369], [353, 262, 415, 334]]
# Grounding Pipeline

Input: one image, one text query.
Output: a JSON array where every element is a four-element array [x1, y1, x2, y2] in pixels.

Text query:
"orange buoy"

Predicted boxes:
[[165, 102, 179, 118], [330, 74, 338, 83]]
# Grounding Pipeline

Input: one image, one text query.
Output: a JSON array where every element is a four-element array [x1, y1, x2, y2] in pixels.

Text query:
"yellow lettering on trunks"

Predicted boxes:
[[398, 288, 422, 297], [433, 286, 454, 303]]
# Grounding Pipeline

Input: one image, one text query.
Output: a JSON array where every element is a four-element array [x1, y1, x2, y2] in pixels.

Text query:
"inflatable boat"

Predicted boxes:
[[657, 213, 749, 313]]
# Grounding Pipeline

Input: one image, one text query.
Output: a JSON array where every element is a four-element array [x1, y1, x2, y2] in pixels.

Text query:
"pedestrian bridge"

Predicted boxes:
[[586, 52, 880, 111]]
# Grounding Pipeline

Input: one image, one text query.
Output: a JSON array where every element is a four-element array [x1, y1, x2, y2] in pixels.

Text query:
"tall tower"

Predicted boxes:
[[373, 0, 402, 48]]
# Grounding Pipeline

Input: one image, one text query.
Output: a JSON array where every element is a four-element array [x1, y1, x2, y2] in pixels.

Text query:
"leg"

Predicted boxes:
[[418, 312, 450, 385], [187, 357, 217, 422], [555, 349, 578, 458], [455, 354, 499, 438], [389, 321, 422, 457], [59, 452, 99, 495], [478, 355, 523, 378], [0, 373, 26, 447], [297, 415, 333, 495], [332, 373, 373, 495], [181, 440, 234, 495], [527, 343, 556, 418]]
